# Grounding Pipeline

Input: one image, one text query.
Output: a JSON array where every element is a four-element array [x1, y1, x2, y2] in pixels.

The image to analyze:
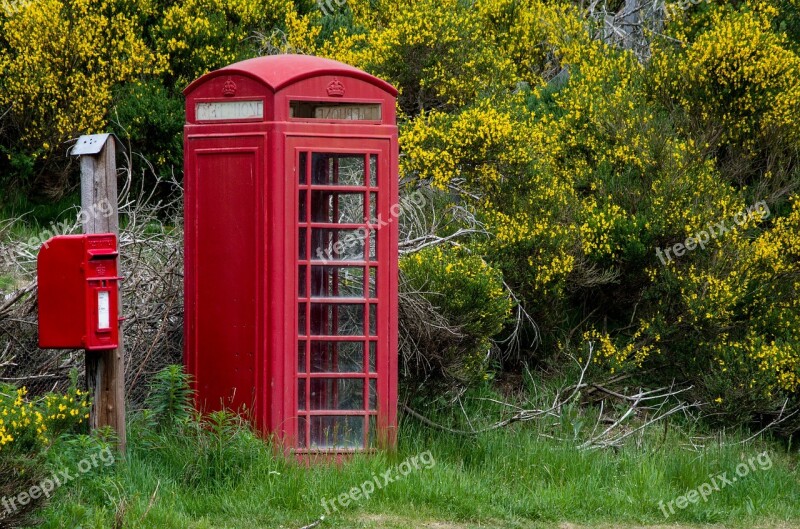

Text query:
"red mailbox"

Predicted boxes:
[[183, 55, 399, 453], [38, 234, 120, 351]]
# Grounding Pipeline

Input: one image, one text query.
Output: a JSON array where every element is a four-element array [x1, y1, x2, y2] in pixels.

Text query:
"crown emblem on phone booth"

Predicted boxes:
[[326, 78, 345, 97], [222, 78, 237, 97]]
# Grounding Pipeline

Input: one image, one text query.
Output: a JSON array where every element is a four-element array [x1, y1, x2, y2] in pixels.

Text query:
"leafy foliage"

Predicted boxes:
[[0, 0, 162, 194], [401, 246, 513, 381], [1, 0, 799, 429], [0, 382, 95, 528], [137, 365, 267, 489], [143, 365, 194, 431], [0, 383, 90, 452]]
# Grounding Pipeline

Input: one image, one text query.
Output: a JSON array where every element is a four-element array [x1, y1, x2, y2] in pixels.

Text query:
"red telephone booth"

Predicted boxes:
[[183, 55, 399, 453]]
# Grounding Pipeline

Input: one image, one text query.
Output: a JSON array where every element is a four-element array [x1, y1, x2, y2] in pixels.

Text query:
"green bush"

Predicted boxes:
[[400, 245, 514, 381], [0, 382, 96, 528], [111, 80, 185, 181]]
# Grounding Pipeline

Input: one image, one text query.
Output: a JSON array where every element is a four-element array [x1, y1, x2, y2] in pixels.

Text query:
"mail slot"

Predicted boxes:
[[38, 234, 120, 351]]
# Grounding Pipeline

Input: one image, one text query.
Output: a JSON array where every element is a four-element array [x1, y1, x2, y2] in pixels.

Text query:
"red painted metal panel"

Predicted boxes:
[[185, 139, 265, 421], [184, 55, 397, 99], [38, 234, 119, 351]]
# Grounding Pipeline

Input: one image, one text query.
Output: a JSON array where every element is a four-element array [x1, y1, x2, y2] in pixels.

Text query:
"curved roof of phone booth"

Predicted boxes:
[[183, 55, 398, 97]]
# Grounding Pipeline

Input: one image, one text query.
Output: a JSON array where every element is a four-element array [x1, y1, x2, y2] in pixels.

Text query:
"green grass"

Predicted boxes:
[[31, 396, 800, 529], [0, 274, 14, 292], [0, 189, 79, 227], [0, 191, 83, 258]]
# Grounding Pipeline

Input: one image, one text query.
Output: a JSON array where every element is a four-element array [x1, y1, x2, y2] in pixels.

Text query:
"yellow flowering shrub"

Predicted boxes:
[[290, 0, 800, 416], [552, 31, 652, 173], [154, 0, 293, 84], [400, 245, 513, 380], [653, 1, 800, 157], [645, 140, 742, 238], [579, 196, 631, 260], [583, 324, 661, 369], [0, 385, 90, 452], [306, 0, 574, 114], [401, 97, 538, 192], [642, 196, 800, 415], [401, 94, 580, 298], [0, 0, 161, 154], [401, 246, 513, 334]]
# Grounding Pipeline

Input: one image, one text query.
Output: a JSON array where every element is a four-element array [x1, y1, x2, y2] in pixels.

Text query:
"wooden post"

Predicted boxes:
[[73, 134, 127, 453]]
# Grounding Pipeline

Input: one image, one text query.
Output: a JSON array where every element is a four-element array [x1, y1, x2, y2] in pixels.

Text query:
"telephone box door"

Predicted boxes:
[[288, 137, 398, 452]]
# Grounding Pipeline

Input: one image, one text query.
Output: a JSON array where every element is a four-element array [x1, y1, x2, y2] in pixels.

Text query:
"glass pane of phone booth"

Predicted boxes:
[[296, 152, 380, 451]]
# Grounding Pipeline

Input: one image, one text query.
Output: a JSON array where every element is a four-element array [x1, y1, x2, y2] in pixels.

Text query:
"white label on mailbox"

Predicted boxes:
[[97, 291, 110, 331], [195, 100, 263, 121]]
